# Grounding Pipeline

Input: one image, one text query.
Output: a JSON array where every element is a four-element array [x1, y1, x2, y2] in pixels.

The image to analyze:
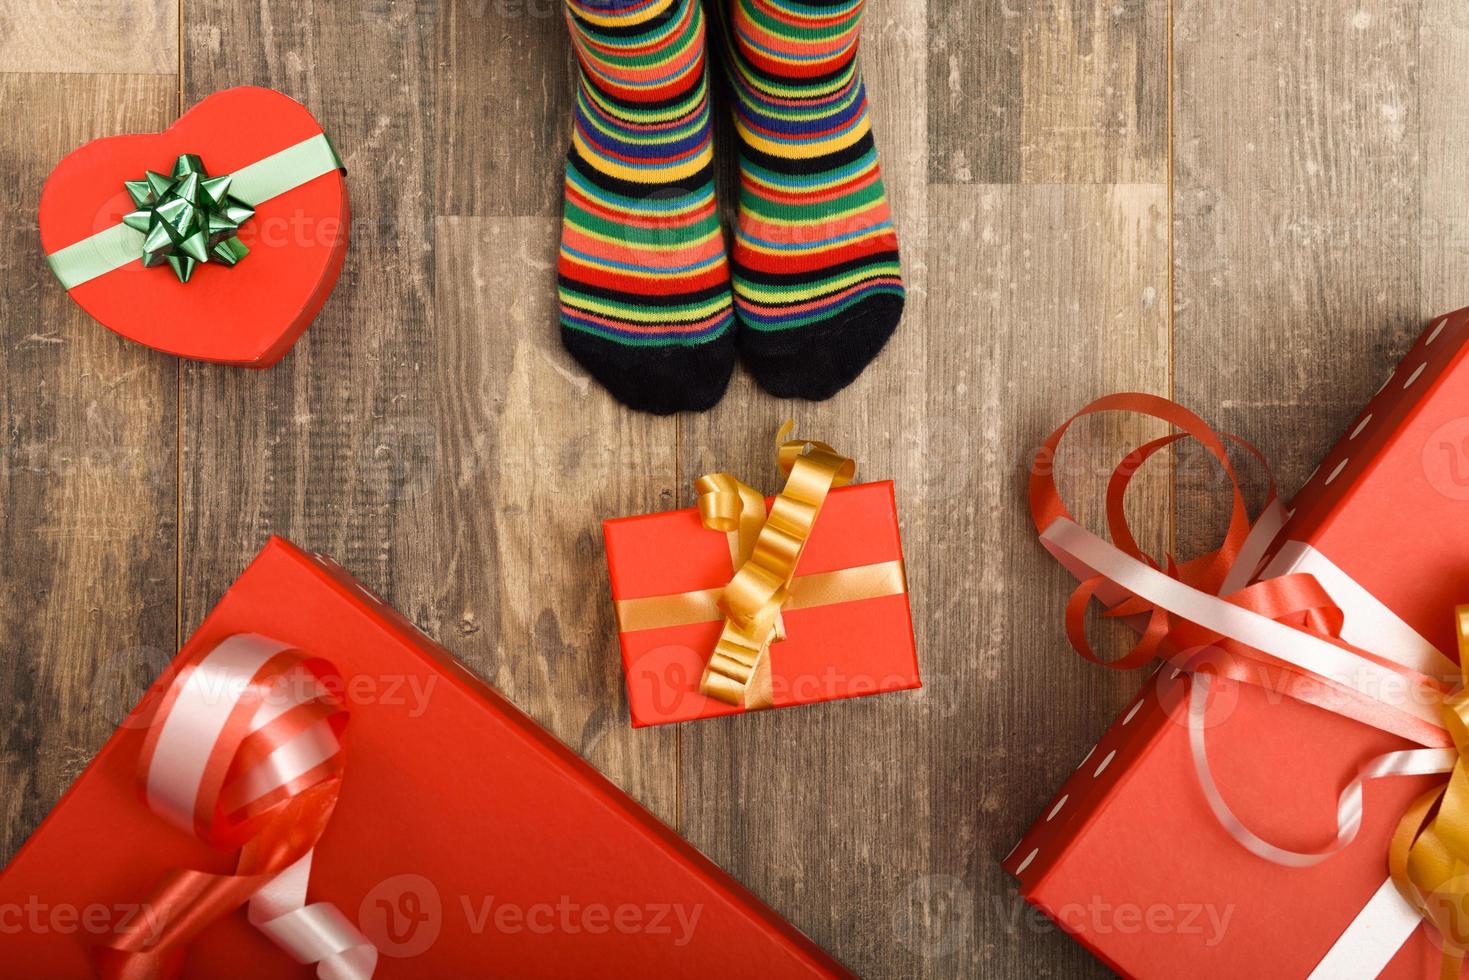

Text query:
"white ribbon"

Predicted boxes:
[[1039, 517, 1450, 736], [145, 634, 377, 979]]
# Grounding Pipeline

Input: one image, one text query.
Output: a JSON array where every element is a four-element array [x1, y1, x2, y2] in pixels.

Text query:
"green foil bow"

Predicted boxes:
[[122, 154, 255, 283]]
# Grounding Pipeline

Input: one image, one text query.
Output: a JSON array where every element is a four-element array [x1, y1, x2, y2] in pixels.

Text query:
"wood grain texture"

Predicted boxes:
[[1420, 0, 1469, 320], [929, 0, 1168, 184], [1172, 1, 1424, 541], [0, 72, 178, 863], [928, 181, 1168, 978], [0, 0, 177, 74], [434, 0, 574, 217], [178, 0, 437, 622], [431, 215, 680, 817]]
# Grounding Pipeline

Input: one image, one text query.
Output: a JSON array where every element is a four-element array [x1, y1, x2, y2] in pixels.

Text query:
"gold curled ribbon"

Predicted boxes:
[[1392, 606, 1469, 979], [692, 421, 855, 709]]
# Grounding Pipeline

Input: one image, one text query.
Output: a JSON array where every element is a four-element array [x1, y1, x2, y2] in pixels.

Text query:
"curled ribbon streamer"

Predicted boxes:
[[694, 422, 856, 708], [96, 634, 376, 980], [1031, 393, 1469, 975]]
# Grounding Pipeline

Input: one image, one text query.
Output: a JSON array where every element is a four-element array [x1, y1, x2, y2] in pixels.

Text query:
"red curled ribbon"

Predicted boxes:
[[1029, 392, 1455, 751], [96, 634, 377, 980]]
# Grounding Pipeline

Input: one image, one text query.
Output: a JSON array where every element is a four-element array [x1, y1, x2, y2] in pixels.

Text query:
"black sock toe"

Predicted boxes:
[[738, 293, 904, 401], [561, 327, 736, 416]]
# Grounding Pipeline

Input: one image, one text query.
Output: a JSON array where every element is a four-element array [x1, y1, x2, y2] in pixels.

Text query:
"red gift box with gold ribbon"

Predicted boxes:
[[603, 429, 921, 727], [1004, 306, 1469, 979], [0, 537, 852, 978]]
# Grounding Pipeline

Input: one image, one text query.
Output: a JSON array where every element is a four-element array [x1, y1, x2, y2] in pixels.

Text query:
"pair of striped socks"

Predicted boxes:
[[558, 0, 904, 415]]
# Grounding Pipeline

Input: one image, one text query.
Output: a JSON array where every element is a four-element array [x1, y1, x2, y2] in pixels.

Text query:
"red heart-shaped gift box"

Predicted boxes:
[[39, 86, 350, 368]]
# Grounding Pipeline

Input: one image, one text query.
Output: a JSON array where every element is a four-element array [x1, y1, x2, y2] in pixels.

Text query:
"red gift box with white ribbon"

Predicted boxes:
[[1006, 306, 1469, 978], [0, 537, 851, 978]]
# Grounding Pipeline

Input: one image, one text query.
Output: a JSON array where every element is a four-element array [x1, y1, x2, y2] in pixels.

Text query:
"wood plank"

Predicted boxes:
[[929, 182, 1168, 978], [1172, 1, 1421, 540], [434, 0, 575, 217], [0, 72, 178, 863], [432, 215, 681, 816], [0, 0, 177, 74], [178, 0, 438, 624], [1421, 0, 1469, 320], [928, 0, 1024, 183], [678, 0, 933, 964], [929, 0, 1168, 184], [683, 1, 1163, 975]]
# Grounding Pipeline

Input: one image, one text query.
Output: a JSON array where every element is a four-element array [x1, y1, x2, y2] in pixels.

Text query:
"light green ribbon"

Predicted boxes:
[[45, 132, 343, 291]]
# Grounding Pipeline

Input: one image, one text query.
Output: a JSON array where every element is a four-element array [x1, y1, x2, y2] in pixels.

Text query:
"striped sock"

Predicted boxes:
[[558, 0, 736, 415], [714, 0, 905, 400]]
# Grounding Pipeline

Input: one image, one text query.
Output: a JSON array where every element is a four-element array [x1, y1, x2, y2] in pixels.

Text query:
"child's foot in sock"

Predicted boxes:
[[558, 0, 736, 415], [715, 0, 904, 400]]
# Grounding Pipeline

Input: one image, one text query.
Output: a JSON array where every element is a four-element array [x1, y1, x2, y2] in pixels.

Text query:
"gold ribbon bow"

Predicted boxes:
[[1393, 606, 1469, 978], [694, 422, 856, 709]]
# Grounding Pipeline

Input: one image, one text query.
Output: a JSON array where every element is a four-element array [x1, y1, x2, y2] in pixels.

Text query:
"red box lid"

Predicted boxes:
[[0, 537, 852, 979]]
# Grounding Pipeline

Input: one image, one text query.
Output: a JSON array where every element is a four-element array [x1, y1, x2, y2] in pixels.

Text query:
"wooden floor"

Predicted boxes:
[[2, 0, 1467, 976]]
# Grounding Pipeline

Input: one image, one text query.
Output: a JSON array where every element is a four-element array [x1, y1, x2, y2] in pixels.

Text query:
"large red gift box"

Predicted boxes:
[[603, 481, 921, 727], [0, 537, 852, 978], [1005, 306, 1469, 978], [39, 87, 349, 367]]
